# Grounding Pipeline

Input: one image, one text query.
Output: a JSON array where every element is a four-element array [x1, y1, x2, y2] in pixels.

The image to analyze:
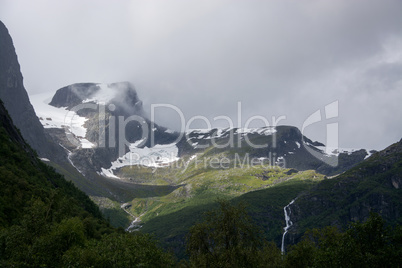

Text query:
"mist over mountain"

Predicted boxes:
[[49, 82, 145, 117]]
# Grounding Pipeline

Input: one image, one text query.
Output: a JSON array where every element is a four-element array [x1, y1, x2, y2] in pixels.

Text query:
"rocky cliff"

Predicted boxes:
[[0, 20, 64, 160]]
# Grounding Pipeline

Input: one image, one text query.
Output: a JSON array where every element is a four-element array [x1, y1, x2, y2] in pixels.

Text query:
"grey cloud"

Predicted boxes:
[[364, 63, 402, 91], [0, 0, 401, 150]]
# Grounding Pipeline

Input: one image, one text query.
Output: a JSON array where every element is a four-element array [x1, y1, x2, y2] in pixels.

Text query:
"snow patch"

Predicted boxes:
[[276, 156, 285, 164], [364, 149, 374, 159], [100, 168, 120, 179], [191, 142, 199, 148], [187, 127, 276, 141], [315, 146, 358, 157], [100, 142, 179, 178], [235, 127, 277, 136]]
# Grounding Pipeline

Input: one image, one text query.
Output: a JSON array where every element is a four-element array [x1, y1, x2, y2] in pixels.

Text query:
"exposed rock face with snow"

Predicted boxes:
[[177, 125, 370, 176], [28, 75, 371, 182], [31, 79, 371, 180], [32, 82, 179, 177]]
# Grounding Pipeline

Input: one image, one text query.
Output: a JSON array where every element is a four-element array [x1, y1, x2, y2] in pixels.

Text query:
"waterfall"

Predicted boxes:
[[281, 199, 295, 254], [125, 215, 143, 232], [121, 205, 144, 232]]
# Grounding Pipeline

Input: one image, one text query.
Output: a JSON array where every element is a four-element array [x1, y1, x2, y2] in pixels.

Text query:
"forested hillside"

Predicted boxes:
[[0, 99, 174, 267]]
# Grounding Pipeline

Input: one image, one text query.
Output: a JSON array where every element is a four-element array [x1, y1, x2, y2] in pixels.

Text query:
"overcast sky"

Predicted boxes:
[[1, 0, 401, 150]]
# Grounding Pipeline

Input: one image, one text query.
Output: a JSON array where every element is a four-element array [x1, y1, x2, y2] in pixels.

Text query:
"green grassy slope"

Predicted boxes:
[[139, 168, 324, 257]]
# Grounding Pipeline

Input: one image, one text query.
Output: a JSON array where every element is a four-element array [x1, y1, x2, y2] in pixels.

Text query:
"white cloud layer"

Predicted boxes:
[[1, 0, 401, 150]]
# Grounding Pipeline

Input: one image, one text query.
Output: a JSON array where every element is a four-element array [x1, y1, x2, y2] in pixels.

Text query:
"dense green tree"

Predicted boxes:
[[63, 232, 176, 267], [285, 213, 402, 268], [186, 199, 282, 267]]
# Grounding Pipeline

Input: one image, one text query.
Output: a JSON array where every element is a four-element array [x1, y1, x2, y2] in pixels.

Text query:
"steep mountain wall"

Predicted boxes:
[[0, 20, 63, 160]]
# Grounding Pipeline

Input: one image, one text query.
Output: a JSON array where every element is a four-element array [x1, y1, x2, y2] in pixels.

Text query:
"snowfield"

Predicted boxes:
[[100, 142, 180, 179], [29, 91, 95, 149]]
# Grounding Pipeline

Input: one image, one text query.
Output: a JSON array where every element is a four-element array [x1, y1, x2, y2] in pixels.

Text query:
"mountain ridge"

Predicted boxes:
[[36, 83, 370, 179]]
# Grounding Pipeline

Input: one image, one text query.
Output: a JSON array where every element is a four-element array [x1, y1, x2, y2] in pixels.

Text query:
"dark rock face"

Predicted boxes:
[[0, 21, 63, 160], [49, 83, 98, 109], [49, 82, 144, 116]]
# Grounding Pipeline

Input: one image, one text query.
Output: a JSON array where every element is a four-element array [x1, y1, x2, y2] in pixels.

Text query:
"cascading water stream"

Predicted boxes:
[[281, 199, 295, 254]]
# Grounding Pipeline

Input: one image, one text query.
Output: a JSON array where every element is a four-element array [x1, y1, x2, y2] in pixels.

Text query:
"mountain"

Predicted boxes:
[[28, 79, 372, 241], [0, 20, 64, 160], [284, 138, 402, 246], [40, 82, 178, 173], [176, 125, 370, 176], [35, 82, 370, 179]]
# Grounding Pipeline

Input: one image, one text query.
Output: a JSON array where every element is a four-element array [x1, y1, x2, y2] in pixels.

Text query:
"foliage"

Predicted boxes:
[[285, 213, 402, 268], [185, 202, 402, 268], [186, 200, 282, 267], [63, 232, 175, 267]]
